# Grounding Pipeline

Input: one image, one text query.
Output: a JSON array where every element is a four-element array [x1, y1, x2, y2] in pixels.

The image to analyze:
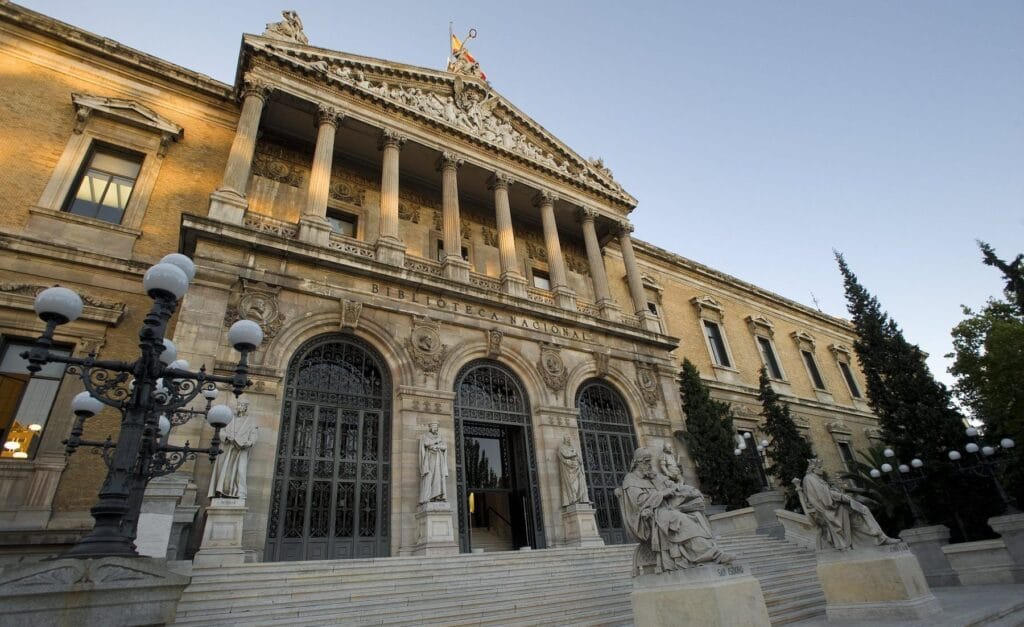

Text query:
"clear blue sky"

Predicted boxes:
[[24, 1, 1024, 389]]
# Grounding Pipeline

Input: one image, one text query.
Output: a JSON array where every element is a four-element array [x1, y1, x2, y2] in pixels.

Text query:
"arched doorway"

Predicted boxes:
[[265, 334, 392, 561], [454, 360, 544, 552], [576, 379, 639, 545]]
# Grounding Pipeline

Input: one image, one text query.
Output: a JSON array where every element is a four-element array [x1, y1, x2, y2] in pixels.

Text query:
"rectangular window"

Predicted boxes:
[[703, 320, 731, 368], [802, 350, 826, 389], [647, 301, 659, 316], [532, 269, 551, 290], [437, 239, 469, 262], [838, 361, 862, 398], [757, 336, 783, 379], [837, 441, 856, 472], [64, 144, 144, 224], [1, 341, 70, 460], [327, 210, 358, 237]]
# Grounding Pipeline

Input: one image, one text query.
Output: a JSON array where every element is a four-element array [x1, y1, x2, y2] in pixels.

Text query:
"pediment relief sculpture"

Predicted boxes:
[[223, 279, 285, 339], [539, 343, 567, 391], [636, 362, 661, 406], [262, 10, 308, 45], [407, 316, 447, 373]]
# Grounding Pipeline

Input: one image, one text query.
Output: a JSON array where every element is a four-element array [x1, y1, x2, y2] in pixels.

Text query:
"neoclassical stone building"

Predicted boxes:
[[0, 4, 881, 561]]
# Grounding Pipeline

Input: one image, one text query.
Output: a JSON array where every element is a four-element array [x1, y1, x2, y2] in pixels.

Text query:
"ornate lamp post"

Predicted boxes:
[[947, 427, 1017, 513], [869, 447, 927, 526], [734, 431, 770, 490], [22, 253, 263, 558]]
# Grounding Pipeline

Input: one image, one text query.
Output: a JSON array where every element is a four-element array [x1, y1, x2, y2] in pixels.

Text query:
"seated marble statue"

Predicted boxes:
[[618, 447, 734, 574], [794, 458, 900, 551]]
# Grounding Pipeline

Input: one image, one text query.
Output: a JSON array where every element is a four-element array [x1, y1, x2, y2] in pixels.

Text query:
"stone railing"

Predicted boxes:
[[242, 212, 298, 239], [620, 313, 643, 329], [468, 272, 501, 293], [575, 299, 600, 317], [403, 256, 442, 277], [526, 287, 555, 306], [327, 233, 375, 259]]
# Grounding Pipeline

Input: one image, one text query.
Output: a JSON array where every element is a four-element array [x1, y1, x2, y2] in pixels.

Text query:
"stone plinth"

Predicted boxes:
[[136, 474, 190, 558], [412, 501, 458, 556], [630, 563, 770, 627], [816, 543, 941, 620], [560, 503, 605, 548], [775, 509, 817, 549], [0, 556, 190, 626], [298, 217, 332, 247], [707, 507, 757, 537], [207, 189, 247, 224], [942, 538, 1017, 585], [988, 512, 1024, 583], [375, 237, 406, 267], [899, 524, 960, 587], [193, 497, 247, 567], [747, 489, 786, 538]]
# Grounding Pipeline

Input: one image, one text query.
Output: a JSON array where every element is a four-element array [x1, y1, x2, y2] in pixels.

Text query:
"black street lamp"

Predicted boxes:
[[947, 426, 1018, 513], [734, 431, 770, 490], [22, 253, 263, 558], [869, 447, 927, 527]]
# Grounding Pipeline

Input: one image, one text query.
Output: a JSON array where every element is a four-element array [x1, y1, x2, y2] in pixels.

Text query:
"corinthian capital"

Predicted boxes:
[[436, 151, 465, 172], [378, 128, 407, 150], [615, 220, 635, 237], [576, 206, 600, 224], [316, 104, 345, 127], [241, 74, 274, 102], [488, 171, 515, 191], [532, 190, 560, 208]]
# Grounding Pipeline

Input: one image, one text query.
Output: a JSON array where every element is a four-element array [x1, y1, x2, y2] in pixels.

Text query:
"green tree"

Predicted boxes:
[[678, 359, 759, 510], [840, 445, 914, 537], [978, 241, 1024, 315], [758, 368, 815, 511]]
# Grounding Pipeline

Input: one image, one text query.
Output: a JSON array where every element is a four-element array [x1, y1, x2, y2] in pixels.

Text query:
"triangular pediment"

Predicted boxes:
[[71, 93, 184, 139], [241, 35, 636, 209]]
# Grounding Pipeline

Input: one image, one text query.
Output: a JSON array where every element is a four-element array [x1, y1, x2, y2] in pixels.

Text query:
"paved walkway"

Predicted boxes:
[[793, 584, 1024, 627]]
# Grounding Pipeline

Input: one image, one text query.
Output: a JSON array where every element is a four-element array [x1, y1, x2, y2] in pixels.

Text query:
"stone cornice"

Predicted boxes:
[[0, 2, 232, 101]]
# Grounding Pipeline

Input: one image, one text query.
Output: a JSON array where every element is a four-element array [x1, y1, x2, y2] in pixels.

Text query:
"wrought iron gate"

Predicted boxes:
[[454, 361, 544, 552], [265, 335, 391, 561], [576, 380, 638, 545]]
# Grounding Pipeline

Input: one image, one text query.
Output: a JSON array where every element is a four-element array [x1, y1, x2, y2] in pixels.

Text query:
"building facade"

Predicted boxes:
[[0, 4, 881, 561]]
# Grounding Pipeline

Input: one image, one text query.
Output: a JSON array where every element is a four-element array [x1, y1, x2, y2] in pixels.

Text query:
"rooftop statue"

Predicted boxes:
[[794, 458, 900, 550], [618, 447, 734, 575], [263, 10, 309, 45]]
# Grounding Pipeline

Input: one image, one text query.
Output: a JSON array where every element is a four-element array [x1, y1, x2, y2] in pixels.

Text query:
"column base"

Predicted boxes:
[[899, 524, 960, 587], [412, 501, 459, 556], [631, 564, 770, 627], [501, 272, 528, 298], [597, 298, 621, 322], [298, 216, 332, 247], [193, 497, 247, 568], [375, 236, 406, 267], [442, 256, 471, 282], [816, 543, 942, 621], [637, 310, 662, 333], [208, 189, 248, 224], [553, 285, 577, 311], [560, 503, 605, 548]]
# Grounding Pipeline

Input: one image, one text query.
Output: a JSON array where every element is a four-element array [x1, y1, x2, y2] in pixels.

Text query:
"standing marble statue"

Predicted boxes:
[[558, 434, 590, 507], [794, 458, 899, 550], [619, 447, 733, 574], [207, 401, 258, 500], [418, 422, 449, 504], [659, 442, 684, 483]]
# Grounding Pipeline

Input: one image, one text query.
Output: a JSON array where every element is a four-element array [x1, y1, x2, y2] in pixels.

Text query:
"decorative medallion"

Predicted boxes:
[[538, 343, 567, 391], [636, 362, 661, 406], [407, 316, 447, 373], [594, 351, 610, 378], [223, 280, 284, 339], [486, 329, 503, 357], [339, 298, 362, 329], [398, 201, 420, 223]]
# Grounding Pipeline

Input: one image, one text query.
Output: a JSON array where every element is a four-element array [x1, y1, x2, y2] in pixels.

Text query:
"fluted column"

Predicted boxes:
[[438, 152, 469, 282], [617, 222, 659, 331], [298, 104, 344, 246], [578, 208, 619, 320], [490, 172, 527, 298], [209, 74, 272, 224], [375, 128, 407, 266], [534, 190, 576, 310]]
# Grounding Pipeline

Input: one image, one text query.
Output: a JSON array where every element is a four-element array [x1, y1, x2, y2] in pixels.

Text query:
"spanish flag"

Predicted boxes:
[[451, 33, 487, 81]]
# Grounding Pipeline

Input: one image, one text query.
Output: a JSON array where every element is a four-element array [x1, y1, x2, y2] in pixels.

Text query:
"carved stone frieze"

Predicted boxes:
[[0, 283, 126, 314], [398, 201, 420, 223], [328, 178, 364, 206], [339, 298, 362, 329], [252, 143, 307, 187], [407, 316, 447, 373], [636, 362, 661, 406], [486, 329, 503, 357], [481, 226, 498, 247], [223, 280, 285, 339], [538, 343, 567, 391]]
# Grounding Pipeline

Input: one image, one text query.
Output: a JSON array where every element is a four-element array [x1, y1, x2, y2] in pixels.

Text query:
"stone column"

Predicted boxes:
[[535, 191, 576, 310], [618, 222, 651, 314], [490, 172, 527, 297], [298, 104, 344, 247], [375, 128, 407, 266], [578, 207, 619, 320], [438, 152, 469, 282], [209, 74, 272, 224]]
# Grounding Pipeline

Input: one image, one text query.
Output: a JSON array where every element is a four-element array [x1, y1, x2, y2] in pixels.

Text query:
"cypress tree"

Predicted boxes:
[[758, 368, 815, 511], [678, 359, 758, 510]]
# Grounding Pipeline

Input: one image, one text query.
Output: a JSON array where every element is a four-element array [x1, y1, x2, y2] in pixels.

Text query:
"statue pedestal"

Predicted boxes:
[[747, 489, 786, 538], [412, 502, 458, 556], [560, 503, 605, 548], [816, 543, 941, 620], [899, 524, 960, 587], [630, 564, 770, 627], [193, 497, 247, 567], [988, 512, 1024, 583]]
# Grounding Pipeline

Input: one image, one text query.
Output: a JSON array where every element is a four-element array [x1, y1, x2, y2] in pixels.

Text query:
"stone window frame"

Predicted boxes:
[[641, 274, 665, 332], [791, 331, 826, 389], [429, 229, 475, 270], [327, 202, 366, 241], [829, 343, 864, 400], [827, 420, 858, 476], [31, 93, 183, 243], [690, 296, 738, 373], [746, 315, 788, 382]]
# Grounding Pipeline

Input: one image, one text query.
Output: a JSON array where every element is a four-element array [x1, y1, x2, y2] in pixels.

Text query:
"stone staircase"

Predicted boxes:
[[469, 526, 516, 552], [172, 535, 824, 626]]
